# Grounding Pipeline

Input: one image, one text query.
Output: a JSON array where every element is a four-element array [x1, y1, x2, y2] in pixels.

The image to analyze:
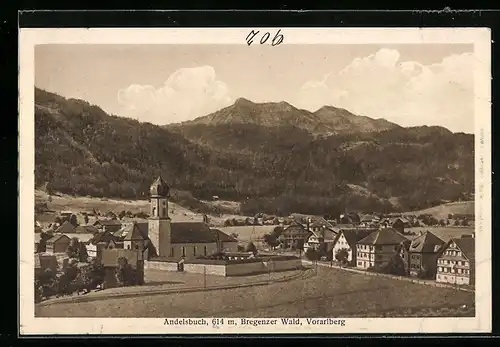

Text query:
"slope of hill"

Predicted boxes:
[[408, 201, 475, 219], [34, 88, 474, 216], [173, 97, 399, 135]]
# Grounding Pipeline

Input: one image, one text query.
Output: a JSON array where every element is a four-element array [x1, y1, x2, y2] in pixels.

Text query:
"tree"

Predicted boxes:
[[230, 232, 239, 240], [118, 210, 126, 219], [335, 248, 350, 265], [461, 218, 469, 226], [305, 248, 320, 261], [54, 216, 62, 225], [454, 219, 461, 226], [263, 233, 280, 250], [69, 214, 78, 227], [381, 253, 407, 276], [115, 257, 137, 286], [246, 242, 257, 255], [272, 226, 283, 238], [66, 238, 80, 259], [75, 259, 105, 293], [439, 219, 446, 226]]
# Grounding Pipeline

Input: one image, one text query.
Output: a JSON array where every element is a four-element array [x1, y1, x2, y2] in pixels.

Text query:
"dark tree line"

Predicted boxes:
[[35, 88, 474, 215]]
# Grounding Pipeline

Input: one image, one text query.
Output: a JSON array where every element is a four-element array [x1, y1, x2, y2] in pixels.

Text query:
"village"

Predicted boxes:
[[33, 175, 476, 311]]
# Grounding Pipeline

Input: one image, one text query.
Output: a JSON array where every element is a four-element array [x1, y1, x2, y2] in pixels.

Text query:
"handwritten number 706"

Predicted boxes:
[[246, 30, 284, 46]]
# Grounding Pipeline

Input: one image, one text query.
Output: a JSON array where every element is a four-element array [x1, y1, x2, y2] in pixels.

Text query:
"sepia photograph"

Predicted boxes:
[[19, 27, 491, 334]]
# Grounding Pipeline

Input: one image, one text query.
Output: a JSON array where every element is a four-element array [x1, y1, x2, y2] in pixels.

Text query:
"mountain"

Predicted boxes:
[[173, 98, 400, 135], [34, 88, 474, 217]]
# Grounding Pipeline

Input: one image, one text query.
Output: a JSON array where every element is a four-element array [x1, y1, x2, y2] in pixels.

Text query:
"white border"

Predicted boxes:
[[19, 28, 492, 335]]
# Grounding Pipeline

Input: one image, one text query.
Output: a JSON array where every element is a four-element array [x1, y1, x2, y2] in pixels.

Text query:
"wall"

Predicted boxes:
[[221, 242, 238, 253], [144, 260, 178, 272], [145, 258, 301, 277], [263, 258, 302, 272], [183, 263, 227, 276]]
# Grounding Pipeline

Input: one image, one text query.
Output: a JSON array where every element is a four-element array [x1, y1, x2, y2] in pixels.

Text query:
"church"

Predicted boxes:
[[146, 176, 238, 260]]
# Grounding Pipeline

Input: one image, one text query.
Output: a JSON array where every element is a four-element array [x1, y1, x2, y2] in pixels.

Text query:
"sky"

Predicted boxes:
[[35, 44, 474, 133]]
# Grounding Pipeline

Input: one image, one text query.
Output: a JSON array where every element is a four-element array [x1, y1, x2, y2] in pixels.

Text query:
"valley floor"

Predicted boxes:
[[35, 266, 474, 318]]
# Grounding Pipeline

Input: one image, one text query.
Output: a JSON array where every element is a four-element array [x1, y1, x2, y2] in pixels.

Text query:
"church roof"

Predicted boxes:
[[123, 222, 149, 241], [150, 175, 170, 197], [169, 222, 235, 244]]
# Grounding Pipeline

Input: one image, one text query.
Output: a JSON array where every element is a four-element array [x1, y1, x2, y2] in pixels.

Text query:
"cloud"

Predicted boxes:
[[118, 66, 233, 124], [295, 49, 474, 133]]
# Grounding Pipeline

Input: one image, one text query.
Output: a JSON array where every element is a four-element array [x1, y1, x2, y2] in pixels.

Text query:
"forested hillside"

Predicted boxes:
[[35, 88, 474, 216]]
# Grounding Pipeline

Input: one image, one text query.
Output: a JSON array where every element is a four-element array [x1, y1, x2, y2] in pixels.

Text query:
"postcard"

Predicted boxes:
[[19, 27, 491, 335]]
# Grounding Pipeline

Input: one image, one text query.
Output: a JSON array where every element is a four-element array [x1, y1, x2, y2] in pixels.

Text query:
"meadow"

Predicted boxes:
[[36, 266, 474, 318]]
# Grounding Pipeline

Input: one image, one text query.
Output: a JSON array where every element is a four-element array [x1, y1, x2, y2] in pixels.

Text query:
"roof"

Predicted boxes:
[[450, 238, 475, 263], [150, 175, 170, 197], [360, 214, 377, 222], [124, 222, 149, 241], [87, 231, 117, 245], [170, 222, 232, 244], [211, 229, 238, 243], [101, 249, 143, 268], [55, 221, 75, 234], [62, 233, 95, 243], [47, 234, 71, 244], [94, 219, 122, 227], [358, 228, 408, 245], [336, 229, 374, 249], [310, 228, 338, 241], [74, 225, 99, 234], [409, 231, 445, 253], [309, 217, 335, 229]]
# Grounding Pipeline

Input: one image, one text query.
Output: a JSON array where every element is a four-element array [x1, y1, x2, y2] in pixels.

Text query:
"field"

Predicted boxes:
[[35, 266, 474, 318], [35, 190, 244, 227], [408, 201, 474, 219], [405, 227, 474, 242]]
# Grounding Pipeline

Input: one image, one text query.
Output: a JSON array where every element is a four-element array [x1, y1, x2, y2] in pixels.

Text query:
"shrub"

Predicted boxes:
[[335, 248, 350, 265], [305, 248, 320, 261]]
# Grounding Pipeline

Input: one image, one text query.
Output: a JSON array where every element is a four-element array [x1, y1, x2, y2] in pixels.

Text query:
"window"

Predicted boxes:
[[204, 246, 207, 256], [357, 261, 362, 266], [162, 208, 167, 216], [444, 267, 448, 273], [181, 247, 186, 257], [170, 247, 174, 257], [127, 245, 131, 250], [193, 246, 197, 256], [456, 251, 461, 257]]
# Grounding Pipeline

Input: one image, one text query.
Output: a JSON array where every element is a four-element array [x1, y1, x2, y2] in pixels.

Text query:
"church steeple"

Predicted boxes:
[[150, 175, 170, 198], [149, 175, 170, 219]]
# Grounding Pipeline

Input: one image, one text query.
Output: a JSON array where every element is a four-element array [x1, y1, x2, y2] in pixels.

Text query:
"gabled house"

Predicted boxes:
[[45, 234, 71, 254], [34, 253, 58, 277], [407, 231, 445, 278], [356, 228, 408, 269], [280, 221, 311, 250], [380, 217, 411, 233], [303, 227, 338, 255], [331, 229, 374, 265], [436, 236, 475, 286]]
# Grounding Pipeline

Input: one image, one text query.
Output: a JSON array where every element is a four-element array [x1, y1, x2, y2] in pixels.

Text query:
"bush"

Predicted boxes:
[[305, 248, 320, 261], [335, 248, 349, 265], [115, 257, 138, 286]]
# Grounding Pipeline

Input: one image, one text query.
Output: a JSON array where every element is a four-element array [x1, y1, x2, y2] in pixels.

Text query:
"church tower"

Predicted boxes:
[[148, 175, 172, 258]]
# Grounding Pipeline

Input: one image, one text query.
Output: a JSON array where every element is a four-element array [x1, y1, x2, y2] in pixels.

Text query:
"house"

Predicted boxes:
[[34, 253, 58, 277], [55, 220, 75, 234], [303, 227, 338, 255], [359, 214, 380, 228], [93, 219, 123, 233], [86, 231, 120, 259], [146, 176, 239, 260], [45, 234, 71, 254], [331, 229, 374, 265], [436, 236, 475, 286], [101, 248, 144, 289], [407, 231, 445, 278], [280, 221, 311, 250], [356, 228, 408, 269]]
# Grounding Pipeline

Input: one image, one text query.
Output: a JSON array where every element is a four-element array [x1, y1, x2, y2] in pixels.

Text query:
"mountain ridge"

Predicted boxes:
[[170, 97, 403, 135]]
